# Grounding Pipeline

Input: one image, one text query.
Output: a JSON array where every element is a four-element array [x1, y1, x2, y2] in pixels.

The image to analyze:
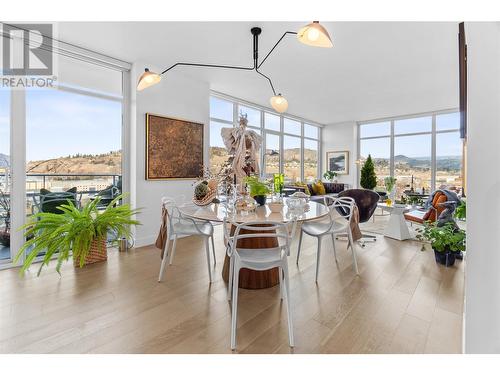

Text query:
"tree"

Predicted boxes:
[[360, 154, 377, 189]]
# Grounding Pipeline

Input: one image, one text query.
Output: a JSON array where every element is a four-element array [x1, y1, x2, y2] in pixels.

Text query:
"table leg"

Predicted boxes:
[[384, 211, 411, 240]]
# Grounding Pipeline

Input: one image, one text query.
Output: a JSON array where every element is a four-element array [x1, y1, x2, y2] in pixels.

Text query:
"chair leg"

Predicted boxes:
[[296, 230, 304, 265], [279, 267, 284, 300], [348, 230, 359, 275], [228, 255, 234, 301], [331, 233, 338, 262], [315, 236, 322, 283], [230, 263, 240, 350], [211, 235, 216, 265], [158, 238, 171, 282], [205, 237, 212, 283], [169, 236, 178, 265], [282, 260, 294, 347]]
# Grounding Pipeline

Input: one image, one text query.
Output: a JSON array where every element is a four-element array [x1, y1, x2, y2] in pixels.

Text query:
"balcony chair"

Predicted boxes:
[[224, 218, 297, 350], [296, 196, 359, 281], [157, 197, 216, 283], [337, 189, 379, 247], [404, 190, 448, 225], [32, 187, 81, 214]]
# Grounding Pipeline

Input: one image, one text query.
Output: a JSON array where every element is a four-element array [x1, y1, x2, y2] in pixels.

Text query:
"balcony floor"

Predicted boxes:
[[0, 224, 464, 354]]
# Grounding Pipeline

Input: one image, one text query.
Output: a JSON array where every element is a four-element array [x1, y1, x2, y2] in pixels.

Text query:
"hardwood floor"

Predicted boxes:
[[0, 226, 464, 354]]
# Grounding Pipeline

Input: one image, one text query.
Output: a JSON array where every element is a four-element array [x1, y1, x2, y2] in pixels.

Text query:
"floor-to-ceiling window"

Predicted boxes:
[[209, 93, 321, 182], [0, 27, 129, 268], [358, 110, 463, 197]]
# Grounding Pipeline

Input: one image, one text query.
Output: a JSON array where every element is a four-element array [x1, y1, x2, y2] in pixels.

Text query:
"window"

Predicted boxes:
[[209, 120, 230, 174], [358, 111, 463, 196], [210, 94, 321, 181], [283, 135, 301, 182], [284, 118, 301, 135], [304, 139, 319, 182], [265, 133, 280, 177], [264, 112, 280, 131], [359, 137, 390, 188], [394, 134, 431, 197], [0, 89, 10, 263]]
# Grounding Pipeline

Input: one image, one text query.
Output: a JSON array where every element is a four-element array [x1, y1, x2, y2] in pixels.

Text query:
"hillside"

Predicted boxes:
[[26, 151, 122, 176]]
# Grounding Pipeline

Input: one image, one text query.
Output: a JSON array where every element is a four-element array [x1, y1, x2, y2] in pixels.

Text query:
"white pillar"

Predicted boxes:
[[464, 22, 500, 353]]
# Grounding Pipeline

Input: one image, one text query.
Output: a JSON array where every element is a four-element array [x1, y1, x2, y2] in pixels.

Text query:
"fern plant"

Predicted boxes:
[[15, 194, 140, 276]]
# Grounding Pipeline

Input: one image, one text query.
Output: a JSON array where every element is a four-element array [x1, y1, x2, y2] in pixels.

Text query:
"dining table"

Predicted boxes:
[[178, 199, 329, 289]]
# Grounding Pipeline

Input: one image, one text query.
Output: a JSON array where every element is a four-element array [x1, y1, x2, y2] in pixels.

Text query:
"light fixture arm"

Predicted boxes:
[[257, 31, 297, 69], [155, 27, 282, 97]]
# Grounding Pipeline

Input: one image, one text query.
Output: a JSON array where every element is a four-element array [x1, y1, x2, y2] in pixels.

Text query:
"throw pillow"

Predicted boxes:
[[312, 181, 326, 196], [294, 182, 311, 195]]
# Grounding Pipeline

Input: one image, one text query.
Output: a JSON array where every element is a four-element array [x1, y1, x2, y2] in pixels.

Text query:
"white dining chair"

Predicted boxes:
[[224, 218, 297, 350], [158, 197, 216, 283], [296, 196, 359, 281]]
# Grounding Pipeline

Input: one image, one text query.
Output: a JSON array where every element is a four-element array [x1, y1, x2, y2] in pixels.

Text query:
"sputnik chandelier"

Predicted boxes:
[[136, 22, 333, 113]]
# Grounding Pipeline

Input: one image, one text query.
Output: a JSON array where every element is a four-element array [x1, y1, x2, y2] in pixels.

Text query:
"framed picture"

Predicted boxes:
[[326, 151, 349, 175], [145, 113, 204, 180]]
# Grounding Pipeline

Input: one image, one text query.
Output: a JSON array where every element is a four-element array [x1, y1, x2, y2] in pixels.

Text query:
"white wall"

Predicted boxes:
[[130, 63, 210, 247], [464, 22, 500, 353], [322, 121, 358, 187]]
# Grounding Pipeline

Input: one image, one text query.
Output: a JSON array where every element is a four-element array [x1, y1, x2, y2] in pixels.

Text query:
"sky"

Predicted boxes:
[[360, 112, 462, 159], [0, 88, 122, 161]]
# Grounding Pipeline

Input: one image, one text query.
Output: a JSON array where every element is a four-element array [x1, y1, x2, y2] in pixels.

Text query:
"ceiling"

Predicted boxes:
[[57, 22, 460, 125]]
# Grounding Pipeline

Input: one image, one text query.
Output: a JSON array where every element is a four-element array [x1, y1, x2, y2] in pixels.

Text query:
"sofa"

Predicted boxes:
[[286, 182, 346, 203]]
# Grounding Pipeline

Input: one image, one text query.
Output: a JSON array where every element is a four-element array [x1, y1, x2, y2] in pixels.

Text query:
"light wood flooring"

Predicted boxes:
[[0, 226, 464, 354]]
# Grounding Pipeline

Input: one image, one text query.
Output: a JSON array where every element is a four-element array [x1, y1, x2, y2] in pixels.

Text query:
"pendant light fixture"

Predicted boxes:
[[270, 94, 288, 113], [297, 21, 333, 48], [137, 22, 333, 114], [137, 68, 162, 91]]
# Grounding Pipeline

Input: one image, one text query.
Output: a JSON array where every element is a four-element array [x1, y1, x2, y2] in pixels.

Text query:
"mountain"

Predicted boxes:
[[371, 154, 461, 171], [0, 153, 9, 168]]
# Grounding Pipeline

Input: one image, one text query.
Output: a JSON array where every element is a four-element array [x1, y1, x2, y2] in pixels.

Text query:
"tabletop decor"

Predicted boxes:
[[221, 114, 262, 187], [15, 194, 140, 275], [244, 176, 271, 206], [145, 113, 203, 180], [192, 180, 218, 206], [323, 170, 338, 182], [384, 176, 397, 205]]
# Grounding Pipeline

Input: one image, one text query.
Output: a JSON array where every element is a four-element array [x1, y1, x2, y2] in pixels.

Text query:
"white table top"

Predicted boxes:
[[377, 202, 411, 214], [178, 199, 329, 223]]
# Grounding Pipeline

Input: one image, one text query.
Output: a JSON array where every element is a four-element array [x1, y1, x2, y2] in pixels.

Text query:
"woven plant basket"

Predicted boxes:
[[73, 236, 107, 267], [192, 189, 217, 206]]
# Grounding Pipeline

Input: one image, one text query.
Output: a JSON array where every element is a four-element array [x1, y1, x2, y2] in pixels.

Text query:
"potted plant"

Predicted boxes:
[[455, 200, 466, 221], [323, 170, 338, 183], [384, 176, 397, 204], [0, 190, 10, 247], [360, 154, 377, 190], [416, 221, 466, 267], [15, 194, 140, 276], [244, 176, 271, 206]]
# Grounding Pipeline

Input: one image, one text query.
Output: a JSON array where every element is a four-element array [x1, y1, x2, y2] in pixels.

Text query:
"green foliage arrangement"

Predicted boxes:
[[455, 201, 466, 220], [244, 176, 271, 197], [360, 154, 377, 190], [323, 170, 338, 182], [15, 194, 140, 276], [194, 182, 209, 199], [384, 176, 397, 193], [416, 221, 466, 253]]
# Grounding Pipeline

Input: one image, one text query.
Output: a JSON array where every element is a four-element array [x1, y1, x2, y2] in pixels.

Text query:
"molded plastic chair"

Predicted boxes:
[[158, 197, 216, 283], [338, 189, 379, 246], [224, 218, 297, 350], [296, 196, 359, 281]]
